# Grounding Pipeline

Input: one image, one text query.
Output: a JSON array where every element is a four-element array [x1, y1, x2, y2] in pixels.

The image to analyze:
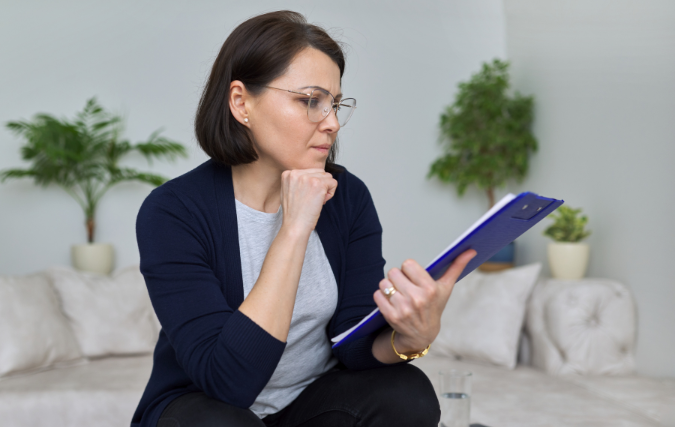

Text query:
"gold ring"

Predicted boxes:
[[383, 286, 397, 298]]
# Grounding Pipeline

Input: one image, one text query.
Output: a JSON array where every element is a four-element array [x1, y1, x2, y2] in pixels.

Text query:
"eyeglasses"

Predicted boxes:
[[263, 86, 357, 127]]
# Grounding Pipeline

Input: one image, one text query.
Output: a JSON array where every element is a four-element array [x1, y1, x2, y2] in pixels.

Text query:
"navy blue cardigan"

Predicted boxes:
[[131, 159, 391, 427]]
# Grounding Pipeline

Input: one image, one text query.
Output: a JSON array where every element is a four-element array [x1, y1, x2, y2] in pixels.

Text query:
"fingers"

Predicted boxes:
[[377, 276, 412, 310], [437, 249, 477, 289], [281, 170, 337, 204], [380, 269, 428, 316], [385, 267, 420, 301], [283, 170, 336, 192], [324, 175, 338, 203], [379, 251, 477, 306], [380, 259, 437, 308], [373, 288, 399, 328], [400, 259, 436, 292], [374, 285, 411, 336], [279, 169, 338, 233], [374, 254, 477, 352], [378, 277, 398, 299], [374, 277, 425, 340], [281, 169, 332, 183]]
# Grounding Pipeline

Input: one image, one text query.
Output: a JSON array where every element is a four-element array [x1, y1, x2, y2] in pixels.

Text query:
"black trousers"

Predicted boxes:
[[157, 363, 440, 427]]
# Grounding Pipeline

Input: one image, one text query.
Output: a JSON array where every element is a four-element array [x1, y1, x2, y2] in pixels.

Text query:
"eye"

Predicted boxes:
[[299, 98, 320, 108]]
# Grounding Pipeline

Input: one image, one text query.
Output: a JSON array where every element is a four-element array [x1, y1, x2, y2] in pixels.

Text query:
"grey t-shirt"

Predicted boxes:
[[235, 199, 339, 418]]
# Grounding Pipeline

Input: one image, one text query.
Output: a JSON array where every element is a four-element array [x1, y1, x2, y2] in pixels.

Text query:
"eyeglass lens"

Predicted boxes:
[[307, 89, 356, 127]]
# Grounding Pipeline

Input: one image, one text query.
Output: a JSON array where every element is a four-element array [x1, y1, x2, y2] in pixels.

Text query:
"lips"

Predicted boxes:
[[313, 144, 332, 150]]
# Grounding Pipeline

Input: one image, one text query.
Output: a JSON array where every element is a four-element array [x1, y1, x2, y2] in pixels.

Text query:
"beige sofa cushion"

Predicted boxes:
[[0, 272, 82, 378], [527, 278, 637, 375], [0, 354, 152, 427], [432, 263, 542, 369], [46, 265, 159, 358]]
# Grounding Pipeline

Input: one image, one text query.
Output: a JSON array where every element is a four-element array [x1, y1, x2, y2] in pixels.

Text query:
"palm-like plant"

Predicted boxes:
[[0, 97, 187, 243]]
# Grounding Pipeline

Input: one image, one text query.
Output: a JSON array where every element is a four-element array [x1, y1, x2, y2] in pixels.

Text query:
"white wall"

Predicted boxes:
[[0, 0, 506, 275], [504, 0, 675, 377]]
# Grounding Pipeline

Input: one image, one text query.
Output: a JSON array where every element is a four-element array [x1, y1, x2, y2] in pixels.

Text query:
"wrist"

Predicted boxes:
[[393, 331, 430, 356], [279, 222, 312, 242]]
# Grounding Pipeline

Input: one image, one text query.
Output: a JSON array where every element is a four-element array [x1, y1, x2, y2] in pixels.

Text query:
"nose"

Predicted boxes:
[[319, 106, 340, 133]]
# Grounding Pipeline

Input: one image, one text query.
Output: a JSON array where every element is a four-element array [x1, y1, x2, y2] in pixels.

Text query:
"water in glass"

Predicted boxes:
[[440, 392, 470, 427]]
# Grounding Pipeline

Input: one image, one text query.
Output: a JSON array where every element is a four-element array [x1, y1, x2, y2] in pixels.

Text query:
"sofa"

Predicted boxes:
[[1, 264, 673, 427]]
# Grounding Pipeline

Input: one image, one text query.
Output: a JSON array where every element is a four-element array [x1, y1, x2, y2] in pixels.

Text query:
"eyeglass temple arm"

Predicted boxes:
[[264, 86, 312, 96], [266, 85, 355, 109]]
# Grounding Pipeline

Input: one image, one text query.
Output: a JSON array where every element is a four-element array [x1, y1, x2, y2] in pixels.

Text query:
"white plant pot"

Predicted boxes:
[[547, 242, 589, 280], [71, 243, 115, 275]]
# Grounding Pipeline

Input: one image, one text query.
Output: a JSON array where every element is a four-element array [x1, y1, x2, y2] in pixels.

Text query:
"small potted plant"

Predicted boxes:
[[543, 205, 592, 280], [1, 97, 187, 274], [428, 58, 537, 271]]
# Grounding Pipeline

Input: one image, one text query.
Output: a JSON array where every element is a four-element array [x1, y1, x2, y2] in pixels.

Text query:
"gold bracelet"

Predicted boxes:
[[390, 330, 430, 361]]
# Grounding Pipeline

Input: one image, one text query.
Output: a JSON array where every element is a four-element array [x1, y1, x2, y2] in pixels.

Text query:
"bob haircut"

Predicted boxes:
[[195, 10, 346, 173]]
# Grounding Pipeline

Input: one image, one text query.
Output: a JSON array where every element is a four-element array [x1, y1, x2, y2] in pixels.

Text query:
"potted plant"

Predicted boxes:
[[0, 97, 187, 274], [543, 205, 592, 280], [428, 58, 537, 271]]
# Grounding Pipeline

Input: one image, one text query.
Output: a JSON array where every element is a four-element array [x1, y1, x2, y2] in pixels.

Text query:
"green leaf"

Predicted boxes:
[[0, 97, 188, 232], [428, 59, 537, 207], [543, 206, 592, 242], [0, 168, 37, 182], [108, 168, 168, 187], [134, 130, 188, 165]]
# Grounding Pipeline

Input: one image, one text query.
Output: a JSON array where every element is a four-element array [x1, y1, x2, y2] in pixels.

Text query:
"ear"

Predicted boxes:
[[229, 80, 250, 126]]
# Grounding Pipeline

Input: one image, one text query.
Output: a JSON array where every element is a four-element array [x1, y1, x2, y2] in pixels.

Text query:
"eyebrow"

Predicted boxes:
[[299, 86, 343, 99]]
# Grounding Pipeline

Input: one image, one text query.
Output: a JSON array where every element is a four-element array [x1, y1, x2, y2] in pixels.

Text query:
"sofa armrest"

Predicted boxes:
[[525, 278, 637, 375]]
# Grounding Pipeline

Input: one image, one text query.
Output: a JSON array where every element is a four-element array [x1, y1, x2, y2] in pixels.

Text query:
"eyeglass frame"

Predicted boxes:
[[261, 85, 357, 126]]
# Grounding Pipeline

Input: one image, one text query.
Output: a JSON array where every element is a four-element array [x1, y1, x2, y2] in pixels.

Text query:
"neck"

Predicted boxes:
[[231, 159, 283, 213]]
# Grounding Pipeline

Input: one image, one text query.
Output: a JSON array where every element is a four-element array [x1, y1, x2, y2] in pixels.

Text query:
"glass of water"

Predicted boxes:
[[439, 370, 472, 427]]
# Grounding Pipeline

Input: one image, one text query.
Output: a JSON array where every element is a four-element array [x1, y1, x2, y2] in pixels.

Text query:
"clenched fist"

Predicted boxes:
[[280, 169, 337, 235]]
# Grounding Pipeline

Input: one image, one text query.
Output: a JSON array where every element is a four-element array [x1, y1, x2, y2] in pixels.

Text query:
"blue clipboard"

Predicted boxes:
[[330, 191, 564, 348]]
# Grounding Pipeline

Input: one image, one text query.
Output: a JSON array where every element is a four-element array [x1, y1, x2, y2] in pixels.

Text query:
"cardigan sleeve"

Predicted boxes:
[[330, 174, 403, 370], [136, 186, 286, 408]]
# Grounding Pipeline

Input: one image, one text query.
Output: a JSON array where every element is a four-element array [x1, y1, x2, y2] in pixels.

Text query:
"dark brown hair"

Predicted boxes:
[[195, 10, 345, 173]]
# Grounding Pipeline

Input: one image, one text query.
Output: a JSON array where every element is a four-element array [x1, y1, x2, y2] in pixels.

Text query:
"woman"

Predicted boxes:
[[132, 10, 476, 427]]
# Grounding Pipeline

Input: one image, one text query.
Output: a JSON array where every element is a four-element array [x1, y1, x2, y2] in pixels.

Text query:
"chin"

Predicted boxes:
[[278, 161, 324, 172], [277, 149, 329, 171], [309, 160, 328, 170], [295, 156, 328, 171]]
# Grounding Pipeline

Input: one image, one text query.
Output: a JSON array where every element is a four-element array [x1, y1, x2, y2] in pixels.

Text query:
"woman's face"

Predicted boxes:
[[241, 47, 342, 171]]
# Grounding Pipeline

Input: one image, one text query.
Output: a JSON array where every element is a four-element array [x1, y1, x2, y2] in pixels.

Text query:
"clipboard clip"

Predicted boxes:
[[511, 197, 554, 221]]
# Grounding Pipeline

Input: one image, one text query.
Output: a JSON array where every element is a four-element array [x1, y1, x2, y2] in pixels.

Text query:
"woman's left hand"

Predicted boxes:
[[373, 249, 477, 353]]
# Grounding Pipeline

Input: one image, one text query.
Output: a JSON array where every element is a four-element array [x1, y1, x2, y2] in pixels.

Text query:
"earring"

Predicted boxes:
[[244, 118, 249, 123]]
